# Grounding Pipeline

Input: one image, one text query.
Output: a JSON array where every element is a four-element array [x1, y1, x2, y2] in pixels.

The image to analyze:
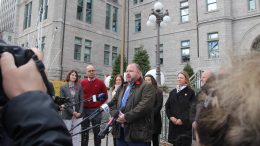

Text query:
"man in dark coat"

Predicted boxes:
[[111, 63, 155, 146]]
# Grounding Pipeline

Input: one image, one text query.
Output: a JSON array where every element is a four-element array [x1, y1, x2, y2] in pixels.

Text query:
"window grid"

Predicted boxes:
[[104, 44, 110, 65], [77, 0, 83, 20], [112, 46, 118, 65], [180, 1, 189, 23], [105, 4, 111, 30], [207, 0, 217, 12], [74, 37, 82, 61], [41, 36, 46, 52], [133, 0, 143, 5], [23, 2, 32, 29], [208, 33, 219, 58], [160, 44, 163, 65], [135, 13, 141, 32], [181, 40, 190, 63], [86, 0, 92, 24], [248, 0, 256, 11], [39, 0, 48, 21], [84, 39, 92, 63]]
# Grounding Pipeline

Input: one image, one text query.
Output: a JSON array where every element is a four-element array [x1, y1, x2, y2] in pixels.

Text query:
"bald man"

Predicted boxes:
[[201, 70, 213, 86], [80, 65, 108, 146]]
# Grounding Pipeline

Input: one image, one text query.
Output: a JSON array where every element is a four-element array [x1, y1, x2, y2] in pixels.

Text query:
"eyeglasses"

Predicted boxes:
[[88, 70, 95, 73]]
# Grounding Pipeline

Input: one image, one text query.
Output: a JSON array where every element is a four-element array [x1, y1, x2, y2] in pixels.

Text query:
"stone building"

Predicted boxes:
[[14, 0, 122, 80], [12, 0, 260, 88], [0, 0, 17, 44]]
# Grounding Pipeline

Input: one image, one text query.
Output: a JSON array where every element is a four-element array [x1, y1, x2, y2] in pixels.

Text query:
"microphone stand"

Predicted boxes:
[[72, 121, 107, 136]]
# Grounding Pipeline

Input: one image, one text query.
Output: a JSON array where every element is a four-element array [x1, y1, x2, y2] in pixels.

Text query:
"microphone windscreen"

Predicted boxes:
[[112, 110, 120, 118], [107, 101, 114, 107]]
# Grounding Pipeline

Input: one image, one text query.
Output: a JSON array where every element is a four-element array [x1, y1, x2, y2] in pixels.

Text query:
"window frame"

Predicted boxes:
[[77, 0, 83, 20], [248, 0, 256, 11], [86, 0, 93, 24], [112, 46, 118, 65], [74, 37, 82, 61], [207, 0, 217, 12], [104, 44, 110, 65], [39, 0, 48, 21], [207, 32, 219, 59], [23, 2, 32, 29], [84, 39, 92, 63], [180, 1, 189, 23], [180, 40, 190, 63], [135, 13, 141, 32]]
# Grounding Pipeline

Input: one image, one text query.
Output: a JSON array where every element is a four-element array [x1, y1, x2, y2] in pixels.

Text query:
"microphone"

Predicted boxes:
[[70, 101, 115, 132], [98, 110, 120, 139], [87, 101, 114, 120], [91, 93, 106, 102]]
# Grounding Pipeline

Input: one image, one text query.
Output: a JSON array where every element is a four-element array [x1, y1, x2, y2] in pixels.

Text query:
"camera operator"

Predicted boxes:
[[0, 45, 72, 145]]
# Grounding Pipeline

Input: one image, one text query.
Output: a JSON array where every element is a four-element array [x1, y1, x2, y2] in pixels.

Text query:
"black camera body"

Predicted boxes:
[[54, 96, 70, 106], [0, 41, 33, 106]]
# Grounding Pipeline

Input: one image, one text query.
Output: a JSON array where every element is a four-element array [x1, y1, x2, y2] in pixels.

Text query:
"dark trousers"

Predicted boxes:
[[151, 134, 160, 146], [116, 127, 149, 146], [81, 108, 102, 146]]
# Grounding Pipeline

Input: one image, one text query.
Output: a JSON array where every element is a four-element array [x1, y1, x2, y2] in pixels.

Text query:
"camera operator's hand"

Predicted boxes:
[[0, 48, 46, 98]]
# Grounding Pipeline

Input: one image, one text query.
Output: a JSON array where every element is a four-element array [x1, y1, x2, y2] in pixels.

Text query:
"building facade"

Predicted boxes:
[[0, 0, 17, 44], [13, 0, 260, 88], [15, 0, 122, 80], [128, 0, 260, 88]]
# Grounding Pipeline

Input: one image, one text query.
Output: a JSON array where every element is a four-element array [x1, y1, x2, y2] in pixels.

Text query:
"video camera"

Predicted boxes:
[[53, 96, 70, 106], [0, 40, 34, 106]]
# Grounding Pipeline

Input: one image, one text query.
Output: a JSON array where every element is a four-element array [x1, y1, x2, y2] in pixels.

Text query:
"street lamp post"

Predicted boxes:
[[147, 2, 170, 86]]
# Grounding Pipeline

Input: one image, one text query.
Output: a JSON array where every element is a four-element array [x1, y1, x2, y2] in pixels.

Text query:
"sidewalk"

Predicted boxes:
[[88, 131, 114, 146]]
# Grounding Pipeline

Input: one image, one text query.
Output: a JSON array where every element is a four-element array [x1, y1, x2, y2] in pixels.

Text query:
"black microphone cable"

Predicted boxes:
[[70, 101, 115, 132], [71, 121, 107, 136]]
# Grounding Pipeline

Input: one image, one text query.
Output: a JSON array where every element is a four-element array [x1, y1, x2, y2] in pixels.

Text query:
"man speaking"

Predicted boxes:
[[111, 63, 155, 146]]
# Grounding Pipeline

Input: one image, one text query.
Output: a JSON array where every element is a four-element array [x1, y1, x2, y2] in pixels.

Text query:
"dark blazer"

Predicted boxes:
[[153, 88, 163, 134], [60, 83, 84, 119], [2, 91, 72, 146], [111, 80, 155, 142], [165, 87, 195, 145]]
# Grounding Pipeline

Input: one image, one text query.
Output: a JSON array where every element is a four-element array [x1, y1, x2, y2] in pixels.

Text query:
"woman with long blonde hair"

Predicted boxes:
[[165, 71, 195, 146]]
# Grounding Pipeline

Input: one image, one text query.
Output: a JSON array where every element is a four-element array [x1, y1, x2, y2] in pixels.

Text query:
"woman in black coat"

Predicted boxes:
[[144, 74, 163, 146], [165, 71, 195, 146]]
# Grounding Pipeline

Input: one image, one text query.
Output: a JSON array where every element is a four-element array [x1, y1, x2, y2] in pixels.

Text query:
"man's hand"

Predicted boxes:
[[0, 48, 46, 99], [116, 112, 126, 124]]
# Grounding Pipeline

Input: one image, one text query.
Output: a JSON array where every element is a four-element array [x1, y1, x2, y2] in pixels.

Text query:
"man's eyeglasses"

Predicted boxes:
[[88, 70, 95, 72]]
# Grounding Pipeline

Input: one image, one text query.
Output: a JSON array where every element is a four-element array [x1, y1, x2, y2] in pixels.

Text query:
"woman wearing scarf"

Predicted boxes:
[[165, 71, 195, 146]]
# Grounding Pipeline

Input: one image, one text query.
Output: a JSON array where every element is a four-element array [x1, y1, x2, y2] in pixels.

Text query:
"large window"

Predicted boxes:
[[84, 39, 91, 62], [23, 2, 32, 29], [133, 0, 143, 5], [76, 0, 92, 23], [181, 40, 190, 62], [207, 0, 217, 12], [135, 13, 141, 32], [86, 0, 92, 23], [208, 32, 219, 58], [39, 0, 48, 21], [134, 47, 142, 55], [74, 37, 82, 60], [105, 4, 118, 32], [112, 46, 118, 64], [77, 0, 83, 20], [41, 36, 46, 52], [248, 0, 256, 11], [160, 44, 163, 65], [104, 44, 110, 65], [180, 1, 189, 23]]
